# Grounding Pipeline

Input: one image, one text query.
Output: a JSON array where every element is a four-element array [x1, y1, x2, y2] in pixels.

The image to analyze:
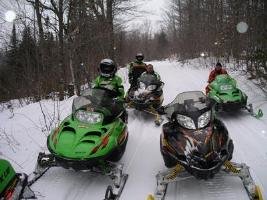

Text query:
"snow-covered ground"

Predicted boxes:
[[1, 59, 267, 200]]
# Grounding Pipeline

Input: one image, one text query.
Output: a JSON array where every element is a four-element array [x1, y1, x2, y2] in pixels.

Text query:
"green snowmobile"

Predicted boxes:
[[35, 88, 129, 200], [0, 159, 35, 200], [207, 74, 263, 118]]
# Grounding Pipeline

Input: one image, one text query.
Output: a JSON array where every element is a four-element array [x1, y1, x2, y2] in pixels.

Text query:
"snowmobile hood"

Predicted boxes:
[[210, 74, 236, 92], [0, 159, 16, 195], [47, 114, 126, 160], [138, 73, 161, 86], [162, 124, 230, 179]]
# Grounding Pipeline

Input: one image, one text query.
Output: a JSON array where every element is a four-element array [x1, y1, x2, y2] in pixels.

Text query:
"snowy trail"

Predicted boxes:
[[1, 59, 266, 200]]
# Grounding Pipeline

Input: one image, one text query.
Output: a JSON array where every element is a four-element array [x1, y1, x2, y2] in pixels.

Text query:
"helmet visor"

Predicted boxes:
[[136, 56, 144, 61], [100, 64, 115, 75]]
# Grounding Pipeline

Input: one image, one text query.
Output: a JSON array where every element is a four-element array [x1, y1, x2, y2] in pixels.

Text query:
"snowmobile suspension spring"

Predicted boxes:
[[224, 161, 240, 174], [166, 164, 184, 180]]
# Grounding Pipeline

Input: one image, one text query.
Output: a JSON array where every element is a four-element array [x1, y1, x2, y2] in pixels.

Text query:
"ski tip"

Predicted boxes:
[[147, 194, 155, 200], [255, 185, 263, 200], [256, 109, 263, 119]]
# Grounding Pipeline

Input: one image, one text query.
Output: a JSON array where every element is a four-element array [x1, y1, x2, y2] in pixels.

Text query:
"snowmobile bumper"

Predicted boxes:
[[221, 101, 246, 111], [184, 156, 227, 179], [128, 98, 159, 110], [130, 100, 150, 110], [128, 94, 163, 111], [161, 147, 229, 179], [47, 144, 127, 171]]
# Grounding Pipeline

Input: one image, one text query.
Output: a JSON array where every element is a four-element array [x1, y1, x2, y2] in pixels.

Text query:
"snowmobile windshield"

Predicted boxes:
[[164, 91, 211, 129], [139, 73, 161, 86], [72, 88, 116, 113], [211, 74, 237, 92]]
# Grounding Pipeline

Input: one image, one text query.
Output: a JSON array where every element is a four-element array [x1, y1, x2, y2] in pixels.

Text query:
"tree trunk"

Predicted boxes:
[[106, 0, 114, 59]]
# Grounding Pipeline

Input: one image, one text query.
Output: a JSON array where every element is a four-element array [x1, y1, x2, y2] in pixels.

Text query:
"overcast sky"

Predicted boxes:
[[0, 0, 167, 46], [125, 0, 167, 32]]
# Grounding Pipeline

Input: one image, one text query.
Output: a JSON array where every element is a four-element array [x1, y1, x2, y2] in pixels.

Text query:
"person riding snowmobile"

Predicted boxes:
[[92, 58, 125, 100], [92, 58, 128, 123], [206, 62, 228, 94], [128, 53, 147, 89], [142, 64, 161, 81]]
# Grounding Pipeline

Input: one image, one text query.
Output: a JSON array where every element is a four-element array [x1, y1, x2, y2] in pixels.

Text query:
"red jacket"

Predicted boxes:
[[208, 69, 228, 83]]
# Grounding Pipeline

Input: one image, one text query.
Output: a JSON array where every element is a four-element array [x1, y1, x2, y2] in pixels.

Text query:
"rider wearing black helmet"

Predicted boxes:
[[128, 53, 147, 89], [92, 58, 124, 99]]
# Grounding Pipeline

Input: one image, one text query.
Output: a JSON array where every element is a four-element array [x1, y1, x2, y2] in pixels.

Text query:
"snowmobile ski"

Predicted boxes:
[[148, 162, 263, 200], [104, 174, 128, 200], [30, 152, 129, 200], [246, 103, 263, 119], [223, 161, 263, 200]]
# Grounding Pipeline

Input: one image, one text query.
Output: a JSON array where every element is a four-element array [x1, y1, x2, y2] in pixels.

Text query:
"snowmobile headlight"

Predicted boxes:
[[139, 82, 146, 90], [75, 110, 103, 124], [198, 111, 211, 128], [220, 85, 233, 91], [147, 85, 157, 91], [176, 114, 196, 129]]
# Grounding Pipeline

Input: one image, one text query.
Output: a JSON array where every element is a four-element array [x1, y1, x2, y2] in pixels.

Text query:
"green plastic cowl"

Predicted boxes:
[[0, 159, 16, 195]]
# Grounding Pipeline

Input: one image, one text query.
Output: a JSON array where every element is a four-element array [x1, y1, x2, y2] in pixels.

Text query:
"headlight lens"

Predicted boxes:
[[139, 82, 146, 89], [75, 110, 103, 124], [147, 85, 157, 91], [220, 85, 233, 91], [176, 114, 196, 129], [198, 111, 211, 128]]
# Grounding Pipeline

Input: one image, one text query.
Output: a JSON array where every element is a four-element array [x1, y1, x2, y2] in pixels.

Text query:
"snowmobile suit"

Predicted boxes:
[[206, 68, 228, 94], [92, 75, 125, 100], [128, 61, 147, 89]]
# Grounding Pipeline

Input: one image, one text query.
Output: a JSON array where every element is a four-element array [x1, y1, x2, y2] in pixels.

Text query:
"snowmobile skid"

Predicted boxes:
[[148, 162, 263, 200], [246, 103, 263, 119], [28, 152, 128, 200]]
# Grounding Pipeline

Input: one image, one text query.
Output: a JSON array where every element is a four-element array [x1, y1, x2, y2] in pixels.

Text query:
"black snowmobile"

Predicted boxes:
[[127, 73, 164, 125], [148, 91, 263, 200]]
